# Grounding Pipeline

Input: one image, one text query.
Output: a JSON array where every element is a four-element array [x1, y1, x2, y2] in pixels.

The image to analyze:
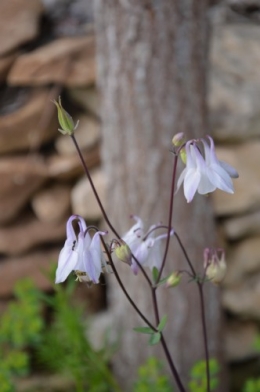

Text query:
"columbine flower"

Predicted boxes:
[[203, 248, 227, 285], [177, 136, 238, 203], [122, 215, 174, 275], [55, 215, 106, 284]]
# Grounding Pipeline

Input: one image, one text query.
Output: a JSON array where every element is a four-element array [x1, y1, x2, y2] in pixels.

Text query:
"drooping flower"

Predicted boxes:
[[55, 215, 106, 284], [177, 136, 238, 203], [203, 248, 227, 285], [122, 216, 174, 275]]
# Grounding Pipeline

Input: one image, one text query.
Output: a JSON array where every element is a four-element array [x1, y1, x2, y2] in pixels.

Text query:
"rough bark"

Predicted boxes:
[[94, 1, 226, 390]]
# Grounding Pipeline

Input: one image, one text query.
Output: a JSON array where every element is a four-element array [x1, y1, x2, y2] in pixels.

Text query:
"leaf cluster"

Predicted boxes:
[[188, 358, 219, 392], [243, 378, 260, 392], [133, 357, 172, 392], [0, 279, 43, 391]]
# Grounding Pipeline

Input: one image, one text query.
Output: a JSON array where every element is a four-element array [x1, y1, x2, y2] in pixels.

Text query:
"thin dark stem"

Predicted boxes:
[[101, 237, 156, 331], [157, 154, 178, 283], [198, 283, 210, 392], [174, 232, 210, 391], [131, 253, 152, 286], [174, 232, 196, 277], [151, 286, 186, 392], [160, 334, 187, 392], [151, 287, 160, 323], [71, 134, 121, 239], [104, 237, 185, 391]]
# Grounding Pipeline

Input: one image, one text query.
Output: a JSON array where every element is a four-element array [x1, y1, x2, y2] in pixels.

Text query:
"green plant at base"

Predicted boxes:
[[0, 279, 43, 390], [188, 358, 219, 392], [133, 357, 173, 392], [243, 378, 260, 392], [38, 275, 121, 392]]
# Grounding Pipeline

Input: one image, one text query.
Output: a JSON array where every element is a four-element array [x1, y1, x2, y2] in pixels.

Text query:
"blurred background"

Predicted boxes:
[[0, 0, 260, 391]]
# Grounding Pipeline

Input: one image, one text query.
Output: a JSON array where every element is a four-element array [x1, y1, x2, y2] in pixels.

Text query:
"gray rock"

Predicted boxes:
[[31, 184, 71, 223], [225, 320, 259, 361], [224, 236, 260, 287], [68, 87, 100, 118], [0, 248, 60, 297], [0, 0, 43, 56], [55, 115, 100, 155], [222, 276, 260, 319], [71, 169, 105, 221], [209, 23, 260, 142], [0, 213, 66, 256], [213, 142, 260, 216], [8, 36, 96, 87], [0, 88, 58, 154], [223, 210, 260, 240], [0, 154, 47, 224]]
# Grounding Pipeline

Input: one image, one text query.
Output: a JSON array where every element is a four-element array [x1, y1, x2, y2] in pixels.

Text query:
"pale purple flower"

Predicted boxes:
[[55, 215, 106, 284], [177, 136, 238, 203], [122, 216, 174, 274]]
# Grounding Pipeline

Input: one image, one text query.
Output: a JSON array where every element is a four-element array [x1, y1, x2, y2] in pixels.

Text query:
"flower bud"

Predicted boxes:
[[172, 132, 185, 147], [113, 239, 132, 265], [172, 133, 187, 164], [204, 248, 226, 285], [52, 96, 79, 135], [166, 271, 181, 288]]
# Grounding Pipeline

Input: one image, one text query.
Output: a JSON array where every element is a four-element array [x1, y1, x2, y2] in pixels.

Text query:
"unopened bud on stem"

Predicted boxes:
[[166, 271, 181, 288], [204, 248, 226, 285], [113, 239, 132, 265], [172, 132, 187, 164], [52, 96, 79, 136]]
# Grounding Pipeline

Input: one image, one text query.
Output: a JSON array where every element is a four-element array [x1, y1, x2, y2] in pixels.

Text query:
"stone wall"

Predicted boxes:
[[209, 3, 260, 370], [0, 0, 105, 314], [0, 0, 259, 386]]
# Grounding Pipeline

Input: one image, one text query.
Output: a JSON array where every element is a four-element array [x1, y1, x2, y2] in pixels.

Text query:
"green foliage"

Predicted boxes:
[[254, 335, 260, 352], [0, 279, 43, 390], [134, 357, 173, 392], [134, 315, 167, 346], [0, 279, 43, 349], [0, 276, 120, 392], [188, 358, 219, 392], [38, 276, 121, 392], [243, 378, 260, 392]]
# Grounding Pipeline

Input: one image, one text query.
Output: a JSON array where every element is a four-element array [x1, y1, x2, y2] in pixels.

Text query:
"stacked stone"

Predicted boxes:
[[0, 0, 104, 309], [210, 4, 260, 365]]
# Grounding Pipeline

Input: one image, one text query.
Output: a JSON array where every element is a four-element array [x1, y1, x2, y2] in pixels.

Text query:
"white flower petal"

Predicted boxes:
[[184, 169, 201, 202], [219, 160, 239, 179], [122, 216, 143, 251], [55, 242, 78, 283], [207, 164, 234, 193]]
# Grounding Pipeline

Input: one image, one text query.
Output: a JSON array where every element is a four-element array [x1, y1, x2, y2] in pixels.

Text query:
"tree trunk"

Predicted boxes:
[[94, 1, 226, 390]]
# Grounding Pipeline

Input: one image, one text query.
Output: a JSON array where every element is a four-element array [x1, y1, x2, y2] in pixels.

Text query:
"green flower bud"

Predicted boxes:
[[172, 132, 185, 147], [52, 96, 79, 135], [172, 132, 186, 164], [113, 239, 132, 265], [166, 272, 181, 288]]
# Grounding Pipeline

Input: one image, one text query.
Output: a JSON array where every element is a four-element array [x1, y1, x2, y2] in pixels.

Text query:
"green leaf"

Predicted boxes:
[[149, 332, 161, 345], [133, 327, 154, 335], [157, 315, 167, 332], [152, 267, 159, 283]]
